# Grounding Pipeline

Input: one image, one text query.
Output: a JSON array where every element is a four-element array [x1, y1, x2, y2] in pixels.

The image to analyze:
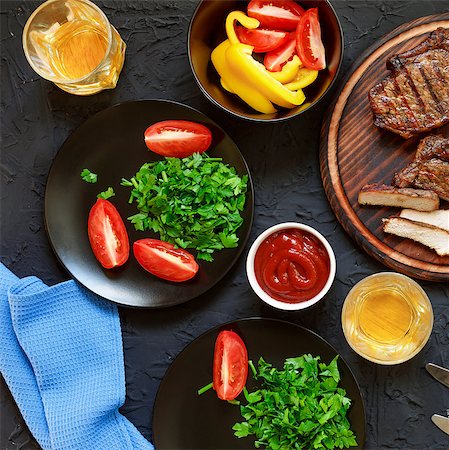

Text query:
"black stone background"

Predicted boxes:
[[1, 1, 449, 449]]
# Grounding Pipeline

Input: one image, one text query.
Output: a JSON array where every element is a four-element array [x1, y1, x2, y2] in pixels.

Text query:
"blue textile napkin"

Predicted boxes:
[[0, 262, 154, 450]]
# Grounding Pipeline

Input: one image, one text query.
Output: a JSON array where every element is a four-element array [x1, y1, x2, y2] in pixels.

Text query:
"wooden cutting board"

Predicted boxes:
[[320, 14, 449, 282]]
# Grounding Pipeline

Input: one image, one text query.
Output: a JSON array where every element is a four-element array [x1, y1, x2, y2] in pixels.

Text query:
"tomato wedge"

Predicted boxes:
[[295, 8, 326, 70], [263, 34, 296, 72], [133, 238, 199, 282], [247, 0, 304, 31], [235, 26, 289, 53], [144, 120, 212, 158], [88, 199, 130, 269], [213, 330, 248, 401]]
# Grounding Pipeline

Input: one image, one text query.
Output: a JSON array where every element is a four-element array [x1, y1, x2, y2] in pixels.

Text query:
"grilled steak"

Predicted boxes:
[[393, 134, 449, 201], [369, 27, 449, 139]]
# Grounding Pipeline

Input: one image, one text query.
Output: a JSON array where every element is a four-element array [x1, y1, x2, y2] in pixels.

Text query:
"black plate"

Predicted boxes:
[[44, 100, 254, 308], [153, 318, 366, 449]]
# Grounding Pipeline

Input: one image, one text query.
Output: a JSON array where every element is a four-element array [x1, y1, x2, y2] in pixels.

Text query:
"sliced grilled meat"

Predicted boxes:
[[393, 135, 449, 201], [369, 27, 449, 139], [399, 209, 449, 232], [383, 216, 449, 256], [358, 183, 439, 211]]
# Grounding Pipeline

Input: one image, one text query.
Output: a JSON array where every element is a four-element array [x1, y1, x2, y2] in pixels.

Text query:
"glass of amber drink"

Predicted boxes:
[[22, 0, 126, 95], [342, 272, 433, 365]]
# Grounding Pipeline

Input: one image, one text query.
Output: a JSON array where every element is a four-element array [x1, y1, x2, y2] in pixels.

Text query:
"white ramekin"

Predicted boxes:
[[246, 222, 336, 311]]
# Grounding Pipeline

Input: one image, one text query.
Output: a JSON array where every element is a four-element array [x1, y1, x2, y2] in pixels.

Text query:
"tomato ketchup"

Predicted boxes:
[[254, 228, 330, 303]]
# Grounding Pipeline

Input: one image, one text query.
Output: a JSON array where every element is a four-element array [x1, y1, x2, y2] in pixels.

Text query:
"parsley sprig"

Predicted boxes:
[[97, 187, 115, 200], [80, 168, 97, 183], [121, 153, 248, 261], [233, 355, 357, 450]]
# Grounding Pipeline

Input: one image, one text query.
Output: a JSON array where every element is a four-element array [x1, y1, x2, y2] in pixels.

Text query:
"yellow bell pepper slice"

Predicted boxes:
[[220, 77, 234, 94], [267, 56, 302, 84], [284, 68, 319, 91], [225, 11, 259, 45], [225, 43, 305, 109], [295, 88, 306, 106], [211, 40, 276, 114]]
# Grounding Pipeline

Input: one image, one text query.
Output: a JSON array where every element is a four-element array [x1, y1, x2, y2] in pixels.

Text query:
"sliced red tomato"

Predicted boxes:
[[144, 120, 212, 158], [247, 0, 304, 31], [295, 8, 326, 70], [133, 238, 199, 282], [88, 199, 130, 269], [213, 330, 248, 401], [263, 34, 296, 71], [235, 26, 289, 53]]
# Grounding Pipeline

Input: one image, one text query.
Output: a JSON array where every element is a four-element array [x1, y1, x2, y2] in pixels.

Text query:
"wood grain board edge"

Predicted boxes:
[[320, 14, 449, 282]]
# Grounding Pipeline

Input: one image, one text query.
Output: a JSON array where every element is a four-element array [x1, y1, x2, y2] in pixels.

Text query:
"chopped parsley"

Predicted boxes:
[[233, 355, 357, 450], [121, 153, 248, 261], [80, 168, 98, 183], [97, 187, 115, 200]]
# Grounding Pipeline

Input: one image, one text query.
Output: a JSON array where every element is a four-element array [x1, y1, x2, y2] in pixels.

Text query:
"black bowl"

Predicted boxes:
[[188, 0, 343, 122]]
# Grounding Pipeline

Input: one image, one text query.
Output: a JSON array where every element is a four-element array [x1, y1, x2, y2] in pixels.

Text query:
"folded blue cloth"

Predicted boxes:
[[0, 262, 154, 450]]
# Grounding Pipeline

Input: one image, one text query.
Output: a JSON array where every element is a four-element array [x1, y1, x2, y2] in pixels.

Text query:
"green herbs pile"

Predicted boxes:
[[121, 153, 248, 261], [234, 355, 357, 450]]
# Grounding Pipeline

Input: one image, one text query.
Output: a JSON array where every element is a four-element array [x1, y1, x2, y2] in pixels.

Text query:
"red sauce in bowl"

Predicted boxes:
[[254, 228, 330, 303]]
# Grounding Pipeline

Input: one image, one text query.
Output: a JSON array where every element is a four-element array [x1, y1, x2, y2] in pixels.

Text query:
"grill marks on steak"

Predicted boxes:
[[369, 27, 449, 138], [393, 134, 449, 201]]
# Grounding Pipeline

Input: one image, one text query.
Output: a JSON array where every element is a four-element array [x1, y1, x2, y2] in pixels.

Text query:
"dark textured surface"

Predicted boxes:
[[0, 1, 448, 449]]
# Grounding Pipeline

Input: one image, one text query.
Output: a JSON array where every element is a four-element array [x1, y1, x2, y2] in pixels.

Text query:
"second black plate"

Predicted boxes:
[[45, 100, 254, 308], [153, 318, 366, 449]]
